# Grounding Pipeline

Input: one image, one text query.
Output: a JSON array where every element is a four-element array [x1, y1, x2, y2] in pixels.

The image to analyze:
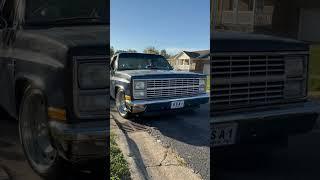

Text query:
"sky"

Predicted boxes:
[[111, 0, 210, 55]]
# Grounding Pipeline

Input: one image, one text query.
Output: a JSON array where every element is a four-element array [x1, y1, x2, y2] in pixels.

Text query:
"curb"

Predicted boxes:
[[0, 166, 10, 180], [110, 115, 148, 180]]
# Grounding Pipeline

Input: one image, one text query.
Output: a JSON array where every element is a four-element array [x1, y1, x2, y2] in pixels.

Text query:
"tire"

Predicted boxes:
[[115, 89, 131, 119], [18, 87, 69, 179]]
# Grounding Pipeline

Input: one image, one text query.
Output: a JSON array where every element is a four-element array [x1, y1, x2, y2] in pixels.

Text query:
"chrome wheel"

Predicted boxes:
[[19, 90, 57, 173], [116, 90, 130, 118]]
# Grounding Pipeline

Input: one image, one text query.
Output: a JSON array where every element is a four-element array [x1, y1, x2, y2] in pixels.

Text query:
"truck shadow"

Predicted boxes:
[[130, 109, 210, 147], [212, 145, 288, 180], [110, 100, 210, 147]]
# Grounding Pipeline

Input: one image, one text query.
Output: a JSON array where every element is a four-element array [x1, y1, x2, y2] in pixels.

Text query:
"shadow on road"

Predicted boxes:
[[111, 100, 210, 147]]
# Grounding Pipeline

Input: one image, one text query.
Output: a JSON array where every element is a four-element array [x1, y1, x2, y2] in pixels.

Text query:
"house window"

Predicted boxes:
[[239, 0, 254, 11], [184, 59, 189, 65]]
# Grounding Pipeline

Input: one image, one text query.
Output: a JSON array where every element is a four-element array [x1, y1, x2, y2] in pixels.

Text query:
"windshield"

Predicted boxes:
[[117, 54, 173, 71], [26, 0, 108, 24]]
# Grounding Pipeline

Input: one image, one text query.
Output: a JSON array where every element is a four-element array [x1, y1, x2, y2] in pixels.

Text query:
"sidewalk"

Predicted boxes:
[[111, 114, 203, 180]]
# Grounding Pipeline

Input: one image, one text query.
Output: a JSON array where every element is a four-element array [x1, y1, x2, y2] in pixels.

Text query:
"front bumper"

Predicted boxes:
[[49, 120, 108, 163], [126, 94, 209, 114], [212, 101, 320, 145]]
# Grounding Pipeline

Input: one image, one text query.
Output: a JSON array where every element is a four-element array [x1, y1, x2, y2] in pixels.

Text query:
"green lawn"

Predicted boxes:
[[309, 45, 320, 92], [110, 132, 130, 180]]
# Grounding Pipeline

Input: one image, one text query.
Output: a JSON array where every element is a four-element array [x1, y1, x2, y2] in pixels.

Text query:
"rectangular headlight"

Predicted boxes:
[[284, 80, 306, 99], [134, 81, 146, 90], [133, 90, 145, 99], [78, 63, 108, 89], [199, 78, 206, 93], [78, 95, 108, 112], [285, 56, 305, 77]]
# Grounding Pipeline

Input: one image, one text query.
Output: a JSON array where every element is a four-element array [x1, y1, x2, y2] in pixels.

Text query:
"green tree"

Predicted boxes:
[[160, 49, 171, 59], [143, 46, 160, 55], [110, 46, 115, 56], [126, 49, 137, 53]]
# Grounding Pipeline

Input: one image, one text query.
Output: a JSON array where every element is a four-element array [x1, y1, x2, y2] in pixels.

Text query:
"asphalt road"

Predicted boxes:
[[0, 115, 105, 180], [111, 101, 211, 180], [213, 99, 320, 180]]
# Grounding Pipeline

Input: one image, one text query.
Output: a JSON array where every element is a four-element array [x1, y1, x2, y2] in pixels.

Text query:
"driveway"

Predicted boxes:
[[213, 97, 320, 180], [111, 101, 210, 180]]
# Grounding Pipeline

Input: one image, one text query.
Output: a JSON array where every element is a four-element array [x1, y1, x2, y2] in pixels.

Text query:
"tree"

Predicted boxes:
[[143, 46, 160, 55], [160, 49, 170, 59], [126, 49, 137, 53], [110, 46, 115, 57]]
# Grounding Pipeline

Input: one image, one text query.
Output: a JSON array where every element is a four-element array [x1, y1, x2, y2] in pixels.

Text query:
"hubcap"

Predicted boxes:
[[20, 94, 57, 168], [116, 91, 127, 116]]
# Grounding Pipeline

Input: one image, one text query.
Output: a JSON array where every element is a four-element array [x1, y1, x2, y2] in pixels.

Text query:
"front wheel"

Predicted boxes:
[[18, 87, 68, 179], [116, 89, 132, 119]]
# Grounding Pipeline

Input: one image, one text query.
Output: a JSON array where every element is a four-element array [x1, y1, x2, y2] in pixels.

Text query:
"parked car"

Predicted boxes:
[[0, 0, 108, 178], [110, 52, 209, 118], [211, 32, 320, 148]]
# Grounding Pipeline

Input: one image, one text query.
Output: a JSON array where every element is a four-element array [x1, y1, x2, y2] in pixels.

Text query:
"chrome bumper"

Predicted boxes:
[[126, 93, 210, 113], [212, 101, 320, 123]]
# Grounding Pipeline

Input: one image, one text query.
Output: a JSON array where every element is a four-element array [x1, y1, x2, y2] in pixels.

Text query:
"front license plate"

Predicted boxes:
[[212, 123, 237, 147], [171, 101, 184, 109]]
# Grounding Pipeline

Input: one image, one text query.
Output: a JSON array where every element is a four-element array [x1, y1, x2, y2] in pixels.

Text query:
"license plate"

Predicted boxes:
[[212, 123, 237, 147], [171, 101, 184, 109]]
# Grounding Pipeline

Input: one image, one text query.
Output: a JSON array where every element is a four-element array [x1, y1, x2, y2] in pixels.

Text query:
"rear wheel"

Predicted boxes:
[[116, 89, 131, 118], [19, 87, 69, 179]]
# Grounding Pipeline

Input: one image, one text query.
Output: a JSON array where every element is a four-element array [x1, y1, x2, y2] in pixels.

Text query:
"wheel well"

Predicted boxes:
[[15, 79, 31, 114], [115, 86, 120, 97]]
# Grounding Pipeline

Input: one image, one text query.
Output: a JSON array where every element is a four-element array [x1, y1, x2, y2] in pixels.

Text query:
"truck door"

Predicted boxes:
[[0, 1, 17, 118]]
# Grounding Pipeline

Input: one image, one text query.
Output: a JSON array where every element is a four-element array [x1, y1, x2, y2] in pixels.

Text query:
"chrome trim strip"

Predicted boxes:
[[147, 85, 200, 90], [128, 93, 209, 105], [212, 101, 320, 123]]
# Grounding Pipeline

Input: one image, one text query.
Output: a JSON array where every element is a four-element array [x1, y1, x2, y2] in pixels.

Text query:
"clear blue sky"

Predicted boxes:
[[111, 0, 210, 55]]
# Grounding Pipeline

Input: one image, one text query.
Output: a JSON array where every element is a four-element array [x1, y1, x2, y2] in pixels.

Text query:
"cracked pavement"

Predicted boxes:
[[111, 102, 209, 179]]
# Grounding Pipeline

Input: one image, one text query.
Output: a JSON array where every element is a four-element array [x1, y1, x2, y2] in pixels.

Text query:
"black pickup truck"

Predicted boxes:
[[0, 0, 108, 178], [110, 52, 209, 118], [211, 32, 320, 148]]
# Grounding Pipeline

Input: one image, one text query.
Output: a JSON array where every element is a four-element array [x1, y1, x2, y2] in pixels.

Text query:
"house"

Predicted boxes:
[[213, 0, 320, 43], [170, 50, 210, 75]]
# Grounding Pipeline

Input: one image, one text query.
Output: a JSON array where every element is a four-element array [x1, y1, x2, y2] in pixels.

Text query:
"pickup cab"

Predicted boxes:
[[211, 32, 320, 147], [110, 52, 209, 118], [0, 0, 108, 178]]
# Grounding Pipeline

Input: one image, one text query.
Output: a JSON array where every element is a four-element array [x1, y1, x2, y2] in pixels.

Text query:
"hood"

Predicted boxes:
[[211, 31, 309, 52], [118, 70, 205, 79], [13, 25, 109, 65]]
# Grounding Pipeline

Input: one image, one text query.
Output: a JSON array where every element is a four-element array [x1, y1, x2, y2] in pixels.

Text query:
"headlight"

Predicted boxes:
[[199, 79, 206, 86], [78, 63, 108, 89], [133, 91, 145, 99], [134, 81, 145, 90], [284, 80, 306, 98], [285, 56, 305, 77], [199, 78, 206, 93], [78, 95, 108, 112]]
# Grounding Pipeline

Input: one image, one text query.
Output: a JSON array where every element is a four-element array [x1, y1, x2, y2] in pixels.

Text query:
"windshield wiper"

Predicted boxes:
[[50, 16, 106, 23]]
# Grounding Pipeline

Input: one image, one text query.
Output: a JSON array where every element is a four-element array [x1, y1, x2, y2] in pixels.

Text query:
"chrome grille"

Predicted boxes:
[[212, 55, 285, 78], [146, 78, 200, 99], [211, 54, 286, 111]]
